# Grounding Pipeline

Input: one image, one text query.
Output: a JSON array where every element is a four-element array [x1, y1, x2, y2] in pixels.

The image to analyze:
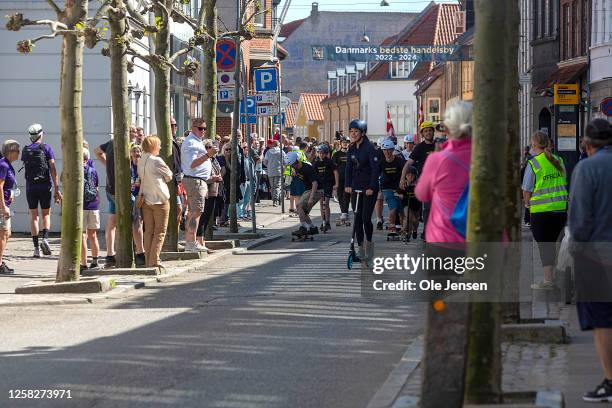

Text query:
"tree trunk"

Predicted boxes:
[[56, 0, 87, 282], [464, 0, 509, 404], [502, 0, 522, 324], [155, 1, 178, 252], [229, 35, 242, 234], [109, 0, 134, 268], [203, 0, 218, 241]]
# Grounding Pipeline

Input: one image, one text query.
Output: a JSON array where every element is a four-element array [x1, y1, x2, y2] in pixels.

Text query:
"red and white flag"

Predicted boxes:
[[386, 109, 395, 139], [417, 98, 424, 129]]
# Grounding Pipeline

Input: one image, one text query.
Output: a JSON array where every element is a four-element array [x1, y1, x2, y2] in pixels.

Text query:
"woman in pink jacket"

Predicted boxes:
[[415, 101, 472, 243]]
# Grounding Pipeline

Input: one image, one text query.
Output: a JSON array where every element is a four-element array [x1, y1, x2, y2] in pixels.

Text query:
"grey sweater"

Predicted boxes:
[[568, 147, 612, 242], [263, 147, 285, 177]]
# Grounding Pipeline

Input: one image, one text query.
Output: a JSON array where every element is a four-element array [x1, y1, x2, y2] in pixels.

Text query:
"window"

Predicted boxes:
[[427, 98, 441, 123], [254, 0, 265, 26], [461, 61, 474, 99], [581, 0, 588, 55], [390, 61, 416, 79], [562, 4, 570, 59], [387, 103, 413, 134], [572, 1, 579, 57], [544, 0, 550, 36], [534, 0, 540, 38]]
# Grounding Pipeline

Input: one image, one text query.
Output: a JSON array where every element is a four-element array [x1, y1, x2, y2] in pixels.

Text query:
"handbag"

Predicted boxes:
[[135, 156, 150, 209]]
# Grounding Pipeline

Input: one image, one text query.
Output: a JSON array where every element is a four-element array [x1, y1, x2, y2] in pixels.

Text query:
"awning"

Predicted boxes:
[[534, 62, 588, 93]]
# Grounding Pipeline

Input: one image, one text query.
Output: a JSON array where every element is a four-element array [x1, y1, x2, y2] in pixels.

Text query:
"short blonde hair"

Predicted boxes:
[[2, 140, 20, 157], [83, 148, 90, 161], [141, 135, 161, 153]]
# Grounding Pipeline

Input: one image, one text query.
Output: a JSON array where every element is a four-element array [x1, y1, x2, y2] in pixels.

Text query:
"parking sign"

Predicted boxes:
[[240, 96, 257, 124], [254, 67, 278, 93]]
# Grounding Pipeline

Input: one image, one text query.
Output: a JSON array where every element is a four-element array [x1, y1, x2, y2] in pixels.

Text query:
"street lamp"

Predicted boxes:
[[361, 26, 370, 43], [380, 0, 390, 6]]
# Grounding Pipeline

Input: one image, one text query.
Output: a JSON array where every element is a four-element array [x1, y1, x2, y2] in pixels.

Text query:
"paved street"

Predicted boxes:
[[0, 208, 425, 408]]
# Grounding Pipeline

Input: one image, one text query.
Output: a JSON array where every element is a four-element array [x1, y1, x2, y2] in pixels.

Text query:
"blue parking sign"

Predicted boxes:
[[254, 67, 278, 92], [240, 96, 257, 124]]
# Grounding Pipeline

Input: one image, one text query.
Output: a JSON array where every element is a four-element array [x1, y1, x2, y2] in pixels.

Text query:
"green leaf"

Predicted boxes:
[[155, 16, 163, 30], [75, 22, 85, 30]]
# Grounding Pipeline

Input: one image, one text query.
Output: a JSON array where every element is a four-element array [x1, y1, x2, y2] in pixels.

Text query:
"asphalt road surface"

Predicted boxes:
[[0, 221, 425, 408]]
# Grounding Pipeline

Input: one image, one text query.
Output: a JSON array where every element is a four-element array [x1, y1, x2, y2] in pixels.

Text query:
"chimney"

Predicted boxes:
[[311, 2, 319, 18]]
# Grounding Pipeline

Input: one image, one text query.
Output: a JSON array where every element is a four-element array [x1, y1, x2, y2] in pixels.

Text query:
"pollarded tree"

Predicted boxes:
[[5, 0, 104, 281]]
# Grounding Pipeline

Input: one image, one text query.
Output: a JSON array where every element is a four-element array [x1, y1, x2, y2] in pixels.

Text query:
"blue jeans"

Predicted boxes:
[[238, 181, 252, 217]]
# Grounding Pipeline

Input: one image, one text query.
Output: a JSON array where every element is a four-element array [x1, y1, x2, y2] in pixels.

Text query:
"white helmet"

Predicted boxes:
[[28, 123, 44, 142], [381, 139, 396, 150], [285, 151, 300, 166], [404, 134, 415, 144]]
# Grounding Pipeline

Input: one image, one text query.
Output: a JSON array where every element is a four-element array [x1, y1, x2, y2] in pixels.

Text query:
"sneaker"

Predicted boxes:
[[289, 208, 296, 213], [104, 255, 116, 268], [292, 226, 308, 236], [530, 280, 555, 290], [376, 221, 383, 230], [79, 265, 88, 274], [33, 246, 41, 258], [40, 239, 52, 256], [135, 252, 146, 267], [89, 262, 99, 270], [325, 222, 331, 231], [0, 262, 14, 275], [308, 226, 319, 235], [185, 242, 206, 253], [584, 379, 612, 402]]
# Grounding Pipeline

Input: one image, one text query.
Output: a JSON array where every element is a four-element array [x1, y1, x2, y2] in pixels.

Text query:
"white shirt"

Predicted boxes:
[[137, 153, 173, 205], [402, 149, 412, 161], [180, 133, 212, 180]]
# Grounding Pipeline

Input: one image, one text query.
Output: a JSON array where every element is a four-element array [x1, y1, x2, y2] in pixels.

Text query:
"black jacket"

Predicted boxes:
[[345, 136, 381, 192]]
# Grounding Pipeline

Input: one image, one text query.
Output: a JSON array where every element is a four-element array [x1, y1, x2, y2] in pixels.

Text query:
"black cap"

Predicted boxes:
[[586, 118, 612, 142]]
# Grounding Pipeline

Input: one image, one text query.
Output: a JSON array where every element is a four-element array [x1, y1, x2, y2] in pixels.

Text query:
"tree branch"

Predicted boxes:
[[24, 19, 69, 31], [46, 0, 63, 17], [125, 0, 148, 26], [126, 46, 154, 66], [168, 45, 192, 63], [90, 0, 113, 26], [31, 33, 59, 44]]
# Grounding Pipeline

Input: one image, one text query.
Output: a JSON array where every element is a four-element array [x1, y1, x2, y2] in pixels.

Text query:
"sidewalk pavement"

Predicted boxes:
[[387, 226, 601, 407], [0, 200, 289, 307]]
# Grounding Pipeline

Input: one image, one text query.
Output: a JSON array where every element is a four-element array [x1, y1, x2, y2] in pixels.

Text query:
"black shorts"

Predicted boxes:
[[577, 302, 612, 331], [323, 188, 333, 199], [26, 188, 52, 210]]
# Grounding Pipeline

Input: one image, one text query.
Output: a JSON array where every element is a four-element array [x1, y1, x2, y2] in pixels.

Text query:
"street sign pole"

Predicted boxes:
[[276, 63, 285, 214], [241, 48, 256, 233]]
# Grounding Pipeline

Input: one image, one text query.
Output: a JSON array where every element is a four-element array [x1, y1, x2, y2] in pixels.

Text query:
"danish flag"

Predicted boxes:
[[386, 109, 395, 139]]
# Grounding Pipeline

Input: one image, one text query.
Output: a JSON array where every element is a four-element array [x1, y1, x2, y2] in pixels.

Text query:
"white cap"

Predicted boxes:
[[28, 123, 44, 142], [404, 134, 415, 143], [381, 139, 396, 150], [285, 151, 300, 166]]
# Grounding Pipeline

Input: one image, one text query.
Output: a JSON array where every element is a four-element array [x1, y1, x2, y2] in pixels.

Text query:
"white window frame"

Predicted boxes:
[[387, 103, 412, 134], [427, 97, 441, 123], [390, 61, 416, 79], [253, 0, 265, 27]]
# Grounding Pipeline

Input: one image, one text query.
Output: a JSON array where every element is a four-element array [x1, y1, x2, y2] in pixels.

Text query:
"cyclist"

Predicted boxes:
[[345, 119, 380, 265]]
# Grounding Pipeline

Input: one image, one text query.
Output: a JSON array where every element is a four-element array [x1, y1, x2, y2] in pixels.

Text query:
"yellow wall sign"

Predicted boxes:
[[554, 84, 579, 105]]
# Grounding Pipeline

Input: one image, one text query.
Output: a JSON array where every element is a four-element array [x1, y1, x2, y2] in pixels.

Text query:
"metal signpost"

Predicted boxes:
[[553, 83, 580, 179]]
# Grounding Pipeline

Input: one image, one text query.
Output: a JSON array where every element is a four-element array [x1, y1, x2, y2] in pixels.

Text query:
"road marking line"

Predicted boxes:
[[366, 335, 423, 408]]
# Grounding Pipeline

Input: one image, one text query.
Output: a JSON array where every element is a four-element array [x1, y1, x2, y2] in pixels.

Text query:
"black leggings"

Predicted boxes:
[[197, 196, 217, 237], [353, 192, 377, 245], [530, 211, 567, 267], [338, 181, 350, 214]]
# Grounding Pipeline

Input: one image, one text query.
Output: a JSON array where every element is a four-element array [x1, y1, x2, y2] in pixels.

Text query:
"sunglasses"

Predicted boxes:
[[171, 124, 177, 127], [196, 126, 206, 131], [205, 145, 212, 149]]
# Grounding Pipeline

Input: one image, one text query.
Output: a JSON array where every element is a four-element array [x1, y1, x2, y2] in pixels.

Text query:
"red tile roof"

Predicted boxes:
[[285, 102, 299, 128], [414, 63, 444, 95], [534, 62, 588, 92], [280, 18, 306, 38], [298, 93, 326, 122], [361, 3, 460, 83]]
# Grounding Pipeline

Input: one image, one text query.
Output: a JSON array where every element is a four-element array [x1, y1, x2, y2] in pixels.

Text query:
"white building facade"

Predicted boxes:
[[0, 0, 203, 232], [590, 0, 612, 121], [519, 0, 534, 149]]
